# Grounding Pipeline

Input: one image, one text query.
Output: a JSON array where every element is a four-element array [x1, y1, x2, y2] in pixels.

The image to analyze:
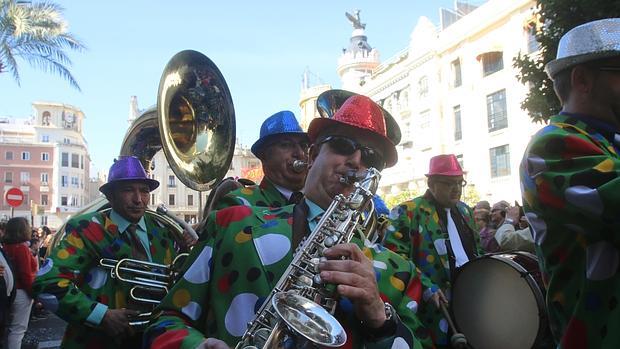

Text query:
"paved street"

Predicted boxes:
[[21, 311, 66, 349]]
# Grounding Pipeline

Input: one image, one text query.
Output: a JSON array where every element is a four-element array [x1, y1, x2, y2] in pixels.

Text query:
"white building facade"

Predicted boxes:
[[300, 0, 541, 204]]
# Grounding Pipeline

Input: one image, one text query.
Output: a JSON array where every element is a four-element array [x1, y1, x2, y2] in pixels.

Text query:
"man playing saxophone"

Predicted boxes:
[[145, 95, 436, 349], [33, 156, 184, 349]]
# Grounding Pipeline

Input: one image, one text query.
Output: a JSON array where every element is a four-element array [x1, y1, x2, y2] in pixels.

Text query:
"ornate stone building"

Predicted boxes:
[[300, 0, 540, 203]]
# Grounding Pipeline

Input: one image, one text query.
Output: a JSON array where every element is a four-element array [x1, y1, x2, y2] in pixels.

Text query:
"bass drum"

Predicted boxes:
[[451, 252, 551, 349]]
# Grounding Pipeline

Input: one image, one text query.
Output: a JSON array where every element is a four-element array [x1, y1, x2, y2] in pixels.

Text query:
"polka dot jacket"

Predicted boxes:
[[32, 210, 182, 349], [144, 204, 436, 349], [215, 178, 289, 210], [384, 195, 481, 348], [520, 113, 620, 349]]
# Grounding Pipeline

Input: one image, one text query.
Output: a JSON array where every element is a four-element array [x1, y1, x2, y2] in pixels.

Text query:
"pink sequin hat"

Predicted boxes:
[[425, 154, 465, 177], [307, 95, 397, 168]]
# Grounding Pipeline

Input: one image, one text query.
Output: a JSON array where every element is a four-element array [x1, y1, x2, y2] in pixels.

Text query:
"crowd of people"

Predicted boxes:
[[0, 219, 55, 348], [0, 17, 618, 349]]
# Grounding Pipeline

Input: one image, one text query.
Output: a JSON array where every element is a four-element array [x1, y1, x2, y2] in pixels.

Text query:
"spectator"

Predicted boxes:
[[474, 208, 499, 253], [491, 201, 534, 252], [2, 217, 38, 349]]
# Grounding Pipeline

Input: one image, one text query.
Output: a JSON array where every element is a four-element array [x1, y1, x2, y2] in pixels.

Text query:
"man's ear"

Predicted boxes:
[[308, 144, 320, 168], [571, 65, 596, 95]]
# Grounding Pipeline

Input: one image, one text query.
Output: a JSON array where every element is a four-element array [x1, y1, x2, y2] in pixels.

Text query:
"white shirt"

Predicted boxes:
[[445, 208, 469, 267]]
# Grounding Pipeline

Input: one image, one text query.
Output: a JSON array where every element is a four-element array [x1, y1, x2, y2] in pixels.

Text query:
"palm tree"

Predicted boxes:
[[0, 0, 85, 90]]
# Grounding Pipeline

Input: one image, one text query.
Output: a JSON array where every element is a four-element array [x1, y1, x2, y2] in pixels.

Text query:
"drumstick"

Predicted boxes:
[[439, 301, 468, 349]]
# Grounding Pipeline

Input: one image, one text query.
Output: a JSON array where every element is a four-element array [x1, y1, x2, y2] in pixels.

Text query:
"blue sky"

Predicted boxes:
[[1, 0, 462, 175]]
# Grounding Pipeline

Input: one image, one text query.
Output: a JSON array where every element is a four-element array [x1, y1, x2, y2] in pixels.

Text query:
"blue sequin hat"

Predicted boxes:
[[251, 111, 309, 157], [99, 156, 159, 196]]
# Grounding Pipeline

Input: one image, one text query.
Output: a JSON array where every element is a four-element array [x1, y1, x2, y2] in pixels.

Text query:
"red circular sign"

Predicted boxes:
[[5, 187, 24, 208]]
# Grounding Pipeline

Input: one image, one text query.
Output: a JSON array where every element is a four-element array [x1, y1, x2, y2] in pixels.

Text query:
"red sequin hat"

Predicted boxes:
[[426, 154, 465, 177], [308, 95, 397, 168]]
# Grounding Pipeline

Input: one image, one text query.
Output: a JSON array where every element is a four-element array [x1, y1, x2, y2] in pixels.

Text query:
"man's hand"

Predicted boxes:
[[100, 308, 139, 339], [430, 289, 448, 309], [198, 338, 230, 349], [182, 229, 198, 248], [319, 243, 386, 328], [505, 206, 520, 223]]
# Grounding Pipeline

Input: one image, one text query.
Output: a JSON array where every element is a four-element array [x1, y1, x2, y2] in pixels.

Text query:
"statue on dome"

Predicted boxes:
[[345, 10, 365, 30]]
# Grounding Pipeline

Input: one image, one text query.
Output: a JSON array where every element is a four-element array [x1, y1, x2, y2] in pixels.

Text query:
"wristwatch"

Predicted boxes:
[[362, 302, 399, 341]]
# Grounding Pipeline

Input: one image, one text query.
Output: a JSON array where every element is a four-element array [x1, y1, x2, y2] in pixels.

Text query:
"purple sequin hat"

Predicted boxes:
[[251, 111, 308, 157], [546, 18, 620, 79], [99, 156, 159, 196]]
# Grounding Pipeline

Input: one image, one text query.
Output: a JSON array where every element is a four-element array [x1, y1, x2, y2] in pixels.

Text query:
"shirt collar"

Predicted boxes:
[[110, 210, 146, 234], [273, 182, 303, 201], [305, 199, 324, 223], [559, 112, 619, 142]]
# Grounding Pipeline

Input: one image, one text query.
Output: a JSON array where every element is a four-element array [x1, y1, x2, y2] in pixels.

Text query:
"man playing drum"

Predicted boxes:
[[521, 18, 620, 348], [384, 154, 482, 348]]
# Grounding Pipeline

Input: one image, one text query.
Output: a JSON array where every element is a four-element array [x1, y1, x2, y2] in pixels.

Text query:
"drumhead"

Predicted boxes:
[[451, 254, 543, 349]]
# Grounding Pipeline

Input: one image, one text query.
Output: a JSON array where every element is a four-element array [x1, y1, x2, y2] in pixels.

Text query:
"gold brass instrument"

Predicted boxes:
[[236, 168, 381, 349], [49, 50, 236, 328]]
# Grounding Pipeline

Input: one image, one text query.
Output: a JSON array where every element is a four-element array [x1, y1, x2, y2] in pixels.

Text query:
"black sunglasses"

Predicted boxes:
[[319, 136, 385, 171]]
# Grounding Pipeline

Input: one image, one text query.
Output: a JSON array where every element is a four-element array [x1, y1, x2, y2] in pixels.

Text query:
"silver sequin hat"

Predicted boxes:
[[545, 18, 620, 79]]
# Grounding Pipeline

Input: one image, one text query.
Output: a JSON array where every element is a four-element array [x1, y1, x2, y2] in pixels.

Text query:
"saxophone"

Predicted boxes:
[[236, 168, 381, 349]]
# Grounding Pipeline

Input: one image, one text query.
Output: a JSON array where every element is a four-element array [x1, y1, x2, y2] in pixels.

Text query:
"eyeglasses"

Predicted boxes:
[[319, 135, 385, 171], [434, 179, 467, 188]]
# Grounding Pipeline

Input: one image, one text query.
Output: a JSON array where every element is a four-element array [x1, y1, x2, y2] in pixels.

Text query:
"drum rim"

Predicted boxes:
[[450, 251, 549, 348]]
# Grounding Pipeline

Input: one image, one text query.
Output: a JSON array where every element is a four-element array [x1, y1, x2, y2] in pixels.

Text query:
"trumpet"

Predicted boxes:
[[292, 160, 308, 173]]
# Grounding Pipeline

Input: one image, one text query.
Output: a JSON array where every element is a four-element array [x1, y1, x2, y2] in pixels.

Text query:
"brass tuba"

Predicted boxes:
[[49, 50, 236, 327]]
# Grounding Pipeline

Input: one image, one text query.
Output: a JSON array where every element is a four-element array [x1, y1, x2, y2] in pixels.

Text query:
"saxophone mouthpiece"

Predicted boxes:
[[292, 160, 308, 173]]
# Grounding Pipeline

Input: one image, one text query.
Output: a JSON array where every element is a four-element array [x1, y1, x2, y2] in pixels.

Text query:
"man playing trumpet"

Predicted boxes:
[[33, 156, 184, 349], [145, 95, 435, 349], [215, 110, 310, 209]]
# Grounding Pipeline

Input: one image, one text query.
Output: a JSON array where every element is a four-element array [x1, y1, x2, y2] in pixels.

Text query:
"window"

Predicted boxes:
[[151, 194, 155, 205], [61, 196, 68, 206], [169, 194, 175, 206], [481, 51, 504, 76], [41, 135, 49, 143], [42, 111, 51, 126], [418, 76, 428, 98], [21, 151, 30, 160], [188, 194, 194, 206], [454, 105, 462, 141], [61, 152, 69, 167], [61, 175, 68, 187], [41, 152, 49, 161], [80, 155, 84, 169], [71, 154, 79, 168], [490, 145, 511, 178], [41, 194, 48, 206], [4, 172, 12, 183], [63, 138, 70, 144], [71, 177, 79, 188], [487, 89, 508, 132], [41, 173, 49, 185], [20, 172, 30, 185], [419, 110, 430, 129], [451, 58, 462, 87], [168, 175, 176, 187], [70, 196, 78, 207], [5, 151, 12, 160]]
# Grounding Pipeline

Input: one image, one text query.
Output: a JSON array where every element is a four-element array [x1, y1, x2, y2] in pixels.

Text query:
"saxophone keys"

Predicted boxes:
[[313, 274, 323, 285]]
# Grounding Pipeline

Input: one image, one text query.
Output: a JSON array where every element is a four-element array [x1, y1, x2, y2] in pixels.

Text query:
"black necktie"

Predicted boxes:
[[126, 223, 148, 261], [288, 191, 304, 205]]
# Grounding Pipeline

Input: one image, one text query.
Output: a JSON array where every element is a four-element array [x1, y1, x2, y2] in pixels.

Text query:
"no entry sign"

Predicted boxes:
[[5, 187, 24, 207]]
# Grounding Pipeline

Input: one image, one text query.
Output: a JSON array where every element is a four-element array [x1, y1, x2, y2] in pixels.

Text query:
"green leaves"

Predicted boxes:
[[0, 0, 86, 90]]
